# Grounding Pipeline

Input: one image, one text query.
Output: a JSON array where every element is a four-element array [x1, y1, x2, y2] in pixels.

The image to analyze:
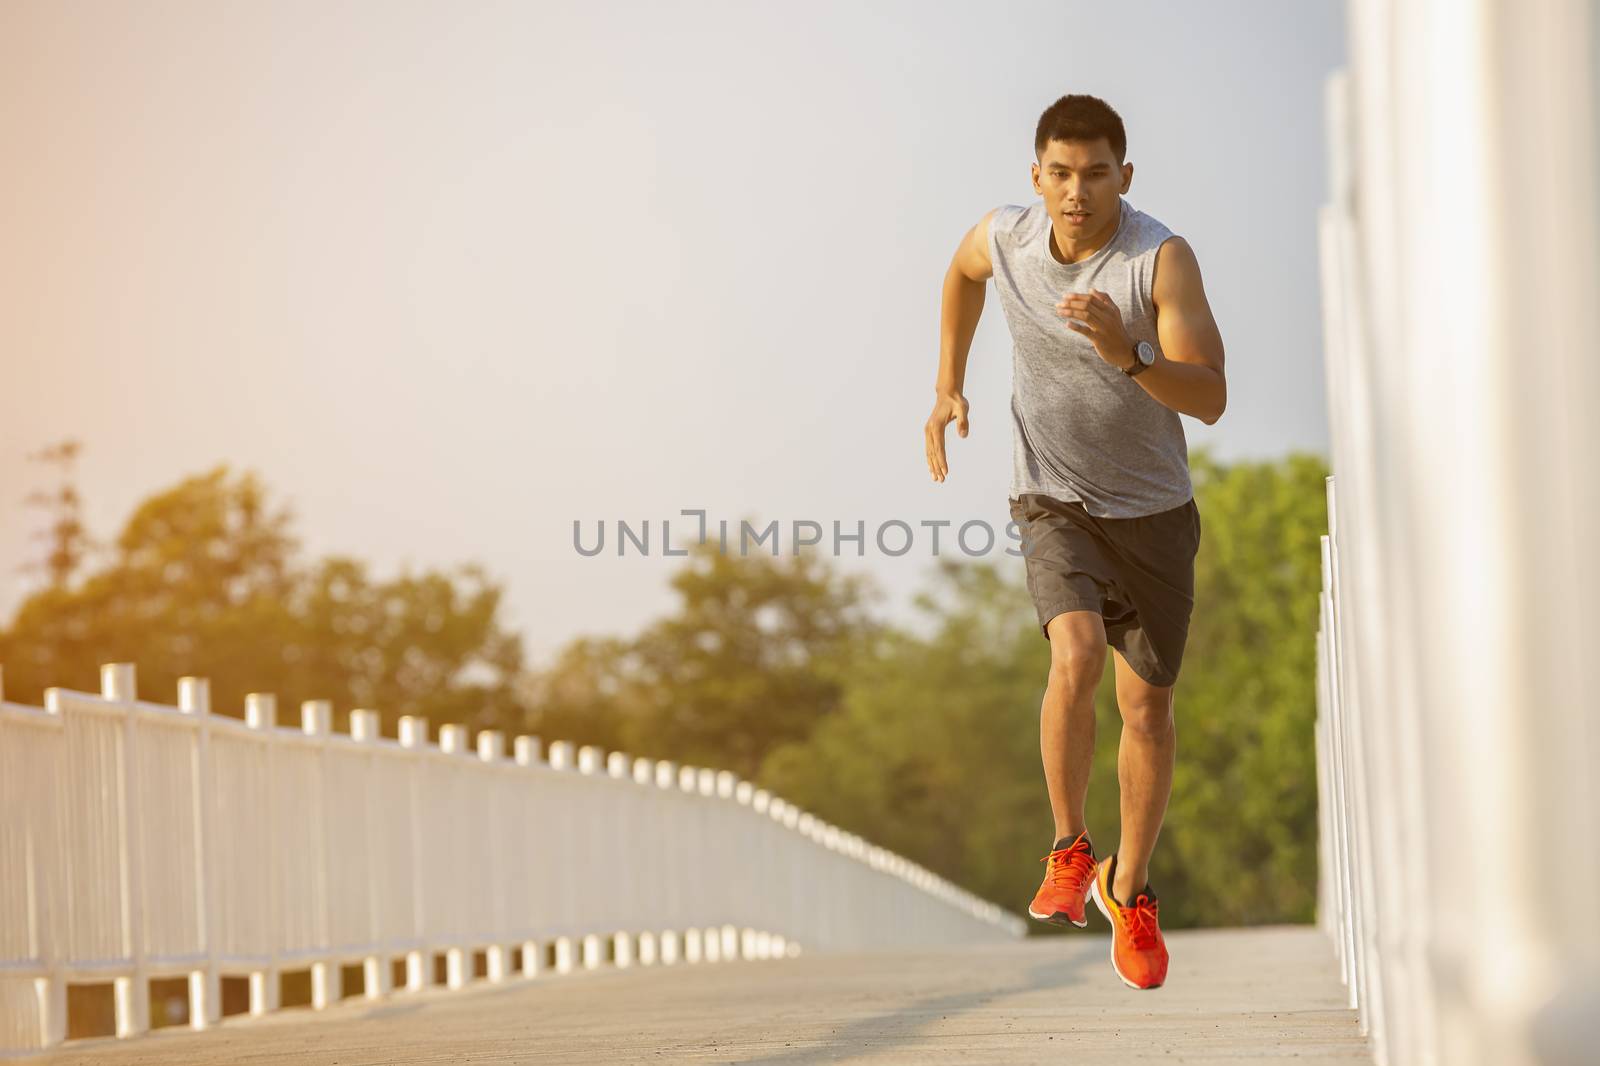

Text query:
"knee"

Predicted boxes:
[[1120, 695, 1173, 739], [1047, 634, 1106, 694]]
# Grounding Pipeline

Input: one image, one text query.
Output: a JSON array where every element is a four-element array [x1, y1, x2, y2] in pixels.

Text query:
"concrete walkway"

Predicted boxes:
[[36, 925, 1371, 1065]]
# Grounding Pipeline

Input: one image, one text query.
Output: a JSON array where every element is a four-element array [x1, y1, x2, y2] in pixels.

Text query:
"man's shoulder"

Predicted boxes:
[[1120, 201, 1178, 257], [990, 201, 1045, 244]]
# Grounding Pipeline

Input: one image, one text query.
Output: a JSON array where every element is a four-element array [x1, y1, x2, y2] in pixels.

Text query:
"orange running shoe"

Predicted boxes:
[[1027, 831, 1096, 928], [1088, 854, 1169, 989]]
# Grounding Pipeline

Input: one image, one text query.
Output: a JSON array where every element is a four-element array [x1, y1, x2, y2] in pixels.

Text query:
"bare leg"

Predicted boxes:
[[1040, 610, 1106, 842], [1109, 648, 1176, 902]]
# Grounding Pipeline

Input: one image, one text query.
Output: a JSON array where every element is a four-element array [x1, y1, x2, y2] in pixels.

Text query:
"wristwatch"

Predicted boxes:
[[1123, 340, 1155, 377]]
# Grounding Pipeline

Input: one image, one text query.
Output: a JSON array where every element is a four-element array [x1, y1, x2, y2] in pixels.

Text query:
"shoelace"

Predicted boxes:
[[1038, 842, 1095, 895], [1122, 892, 1162, 951]]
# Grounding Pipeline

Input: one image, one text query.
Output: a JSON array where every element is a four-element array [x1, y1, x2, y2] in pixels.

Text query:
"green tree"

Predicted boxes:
[[0, 465, 299, 706], [280, 555, 527, 736], [518, 635, 639, 753], [523, 537, 879, 780], [19, 439, 95, 589], [0, 464, 527, 737], [1155, 449, 1329, 925]]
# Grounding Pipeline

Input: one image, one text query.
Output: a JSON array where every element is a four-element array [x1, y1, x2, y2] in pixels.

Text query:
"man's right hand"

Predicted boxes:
[[924, 391, 970, 482]]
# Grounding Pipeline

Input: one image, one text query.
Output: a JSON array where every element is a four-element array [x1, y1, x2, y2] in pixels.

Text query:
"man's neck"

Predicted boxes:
[[1048, 200, 1122, 264]]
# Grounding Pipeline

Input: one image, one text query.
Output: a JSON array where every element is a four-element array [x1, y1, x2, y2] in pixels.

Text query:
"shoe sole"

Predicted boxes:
[[1088, 877, 1164, 991], [1027, 905, 1088, 929]]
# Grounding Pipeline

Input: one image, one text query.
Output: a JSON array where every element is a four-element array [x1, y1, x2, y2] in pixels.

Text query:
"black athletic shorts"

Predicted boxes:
[[1008, 492, 1202, 687]]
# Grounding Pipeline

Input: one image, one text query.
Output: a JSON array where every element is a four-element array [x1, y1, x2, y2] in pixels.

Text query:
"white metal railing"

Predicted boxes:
[[1315, 3, 1600, 1064], [0, 661, 1023, 1054]]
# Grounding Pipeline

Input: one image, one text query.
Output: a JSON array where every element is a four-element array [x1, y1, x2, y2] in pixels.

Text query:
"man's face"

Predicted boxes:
[[1031, 138, 1133, 236]]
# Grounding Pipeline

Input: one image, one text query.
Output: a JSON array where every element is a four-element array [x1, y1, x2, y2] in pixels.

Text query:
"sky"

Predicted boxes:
[[0, 0, 1347, 674]]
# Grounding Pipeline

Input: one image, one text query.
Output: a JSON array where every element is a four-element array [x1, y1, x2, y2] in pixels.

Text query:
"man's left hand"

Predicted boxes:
[[1057, 290, 1135, 370]]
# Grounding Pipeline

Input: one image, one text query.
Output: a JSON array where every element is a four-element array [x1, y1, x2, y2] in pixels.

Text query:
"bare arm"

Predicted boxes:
[[1139, 236, 1227, 425], [926, 211, 994, 482]]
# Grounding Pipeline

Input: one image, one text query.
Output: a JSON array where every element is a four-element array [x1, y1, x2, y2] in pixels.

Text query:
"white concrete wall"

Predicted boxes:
[[1316, 3, 1600, 1064], [0, 662, 1022, 1054]]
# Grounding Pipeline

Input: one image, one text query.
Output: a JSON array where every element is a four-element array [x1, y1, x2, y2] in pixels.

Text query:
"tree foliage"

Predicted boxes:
[[523, 539, 878, 781], [1, 465, 525, 736]]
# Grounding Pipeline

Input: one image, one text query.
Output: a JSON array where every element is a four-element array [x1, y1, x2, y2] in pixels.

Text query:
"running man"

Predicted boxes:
[[923, 94, 1226, 990]]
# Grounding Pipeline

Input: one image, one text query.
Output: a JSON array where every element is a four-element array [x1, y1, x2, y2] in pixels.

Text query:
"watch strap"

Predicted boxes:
[[1123, 343, 1149, 377]]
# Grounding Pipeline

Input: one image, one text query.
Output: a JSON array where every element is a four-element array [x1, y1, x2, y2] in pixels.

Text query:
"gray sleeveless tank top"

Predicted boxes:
[[988, 196, 1193, 517]]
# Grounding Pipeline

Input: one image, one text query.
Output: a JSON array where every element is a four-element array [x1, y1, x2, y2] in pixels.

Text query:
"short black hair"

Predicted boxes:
[[1035, 94, 1127, 164]]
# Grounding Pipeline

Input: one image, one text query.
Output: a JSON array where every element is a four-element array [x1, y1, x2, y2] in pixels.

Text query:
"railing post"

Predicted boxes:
[[476, 730, 508, 984], [512, 735, 541, 980], [546, 740, 575, 974], [25, 676, 68, 1051], [519, 939, 541, 980], [653, 760, 679, 964], [574, 744, 604, 974], [102, 663, 150, 1040], [243, 693, 280, 1015], [513, 735, 542, 766], [697, 767, 717, 956], [349, 709, 391, 1002], [439, 724, 470, 991], [735, 780, 755, 947], [552, 937, 575, 975], [177, 677, 221, 1029], [630, 756, 656, 971], [698, 766, 722, 970], [678, 765, 701, 962], [301, 700, 341, 1009], [606, 750, 632, 965], [397, 716, 430, 993]]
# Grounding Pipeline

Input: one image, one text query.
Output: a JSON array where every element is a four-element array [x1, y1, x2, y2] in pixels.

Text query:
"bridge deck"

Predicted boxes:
[[36, 925, 1371, 1065]]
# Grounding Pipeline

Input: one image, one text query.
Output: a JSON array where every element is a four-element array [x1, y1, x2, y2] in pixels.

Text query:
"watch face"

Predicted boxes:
[[1136, 340, 1155, 365]]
